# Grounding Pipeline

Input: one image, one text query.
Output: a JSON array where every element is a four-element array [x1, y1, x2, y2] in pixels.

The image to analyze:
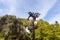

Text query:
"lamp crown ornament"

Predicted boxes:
[[28, 12, 40, 40], [28, 12, 40, 20]]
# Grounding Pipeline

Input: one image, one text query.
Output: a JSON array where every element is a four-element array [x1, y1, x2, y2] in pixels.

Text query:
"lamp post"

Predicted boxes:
[[28, 12, 40, 40]]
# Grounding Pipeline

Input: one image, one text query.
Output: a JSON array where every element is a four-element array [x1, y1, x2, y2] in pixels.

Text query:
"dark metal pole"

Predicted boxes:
[[28, 12, 40, 40], [32, 20, 35, 40]]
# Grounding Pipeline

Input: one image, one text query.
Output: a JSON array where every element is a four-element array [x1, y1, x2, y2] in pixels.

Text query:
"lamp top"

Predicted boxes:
[[28, 12, 40, 18]]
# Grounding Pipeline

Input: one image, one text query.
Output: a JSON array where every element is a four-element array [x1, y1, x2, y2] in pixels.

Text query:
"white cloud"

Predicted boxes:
[[6, 0, 17, 15], [7, 7, 16, 15], [16, 0, 57, 18], [0, 0, 18, 15], [0, 0, 4, 2], [37, 0, 57, 19], [49, 13, 60, 24], [0, 9, 3, 13], [0, 0, 58, 19]]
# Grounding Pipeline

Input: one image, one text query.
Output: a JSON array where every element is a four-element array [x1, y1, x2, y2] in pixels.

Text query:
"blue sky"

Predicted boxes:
[[0, 0, 60, 24]]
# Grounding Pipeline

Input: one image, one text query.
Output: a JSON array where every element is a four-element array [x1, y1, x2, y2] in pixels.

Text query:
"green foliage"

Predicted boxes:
[[0, 15, 30, 40], [0, 15, 60, 40], [34, 19, 60, 40]]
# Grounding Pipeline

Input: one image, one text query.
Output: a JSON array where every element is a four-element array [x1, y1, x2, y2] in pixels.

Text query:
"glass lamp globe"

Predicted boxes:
[[29, 17, 33, 21], [36, 18, 40, 21], [34, 21, 38, 25]]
